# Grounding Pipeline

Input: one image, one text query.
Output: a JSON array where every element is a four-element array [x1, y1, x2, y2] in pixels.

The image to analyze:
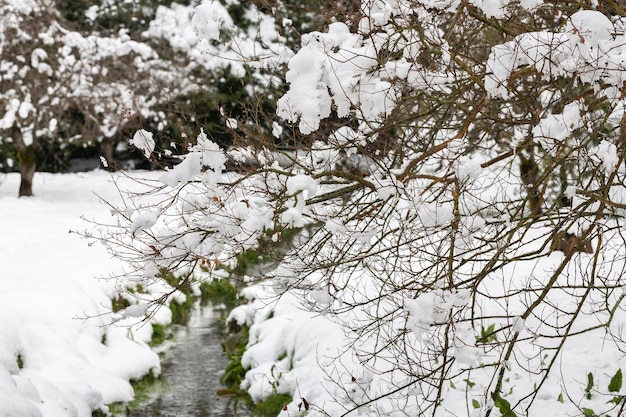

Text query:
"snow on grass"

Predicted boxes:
[[0, 171, 167, 416]]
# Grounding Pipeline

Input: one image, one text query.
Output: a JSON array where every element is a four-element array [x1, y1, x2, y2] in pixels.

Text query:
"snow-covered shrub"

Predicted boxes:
[[101, 1, 626, 416]]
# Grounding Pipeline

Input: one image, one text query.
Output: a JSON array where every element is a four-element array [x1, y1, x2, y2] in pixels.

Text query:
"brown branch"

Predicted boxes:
[[398, 97, 489, 183]]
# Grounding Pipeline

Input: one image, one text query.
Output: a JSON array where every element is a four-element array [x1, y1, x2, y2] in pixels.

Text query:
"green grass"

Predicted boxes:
[[149, 322, 173, 348], [221, 323, 250, 388], [110, 294, 131, 313], [106, 370, 167, 416], [169, 297, 194, 325], [253, 393, 292, 417], [199, 278, 239, 309]]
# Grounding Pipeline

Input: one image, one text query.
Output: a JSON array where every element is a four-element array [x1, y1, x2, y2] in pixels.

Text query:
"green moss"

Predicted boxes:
[[217, 322, 255, 411], [103, 246, 284, 415], [253, 393, 292, 417], [211, 230, 304, 414], [229, 247, 264, 277], [104, 276, 182, 413], [161, 272, 193, 295], [219, 316, 294, 416], [17, 145, 36, 165]]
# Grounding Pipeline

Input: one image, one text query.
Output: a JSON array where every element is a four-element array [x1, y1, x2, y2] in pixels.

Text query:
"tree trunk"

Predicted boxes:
[[12, 124, 36, 197], [519, 152, 542, 215], [100, 138, 117, 171], [18, 157, 36, 197]]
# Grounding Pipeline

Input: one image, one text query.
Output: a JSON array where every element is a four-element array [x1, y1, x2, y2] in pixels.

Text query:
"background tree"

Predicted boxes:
[[0, 0, 234, 195]]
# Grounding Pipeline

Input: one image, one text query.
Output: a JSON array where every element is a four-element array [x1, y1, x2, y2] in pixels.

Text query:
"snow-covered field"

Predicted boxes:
[[0, 171, 163, 417]]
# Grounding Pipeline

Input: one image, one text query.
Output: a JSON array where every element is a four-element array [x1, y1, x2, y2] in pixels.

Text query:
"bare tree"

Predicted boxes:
[[97, 1, 626, 416]]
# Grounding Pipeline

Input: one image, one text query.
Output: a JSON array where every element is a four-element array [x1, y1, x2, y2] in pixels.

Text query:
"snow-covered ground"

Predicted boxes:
[[3, 169, 626, 417], [0, 171, 165, 417], [230, 251, 626, 417]]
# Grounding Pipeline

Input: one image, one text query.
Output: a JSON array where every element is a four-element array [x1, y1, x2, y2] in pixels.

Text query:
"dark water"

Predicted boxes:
[[130, 306, 233, 417]]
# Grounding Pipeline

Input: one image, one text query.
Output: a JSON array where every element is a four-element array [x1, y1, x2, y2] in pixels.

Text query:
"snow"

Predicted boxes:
[[156, 0, 294, 78], [532, 101, 586, 153], [120, 304, 150, 319], [277, 21, 397, 134], [130, 129, 155, 159], [271, 122, 283, 139], [158, 130, 225, 189], [196, 129, 226, 172], [225, 118, 237, 129], [4, 1, 625, 416], [589, 140, 619, 175], [122, 111, 626, 416], [280, 208, 306, 228], [159, 153, 202, 187], [468, 0, 542, 18], [228, 222, 626, 417], [130, 210, 160, 234], [485, 9, 626, 104], [96, 2, 626, 417], [566, 9, 613, 47], [192, 1, 235, 42], [286, 175, 317, 198], [0, 171, 165, 416]]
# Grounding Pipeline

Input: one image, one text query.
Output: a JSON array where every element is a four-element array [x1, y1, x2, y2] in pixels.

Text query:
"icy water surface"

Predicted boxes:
[[131, 305, 233, 417]]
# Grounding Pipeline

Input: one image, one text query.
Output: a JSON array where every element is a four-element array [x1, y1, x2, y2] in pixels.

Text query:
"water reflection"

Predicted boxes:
[[131, 306, 232, 417]]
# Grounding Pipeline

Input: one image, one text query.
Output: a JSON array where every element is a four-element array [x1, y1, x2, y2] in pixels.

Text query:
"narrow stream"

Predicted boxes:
[[130, 305, 233, 417]]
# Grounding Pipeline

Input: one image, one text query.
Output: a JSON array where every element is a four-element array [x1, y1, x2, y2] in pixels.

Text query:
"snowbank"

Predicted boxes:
[[230, 229, 626, 417], [0, 171, 165, 416]]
